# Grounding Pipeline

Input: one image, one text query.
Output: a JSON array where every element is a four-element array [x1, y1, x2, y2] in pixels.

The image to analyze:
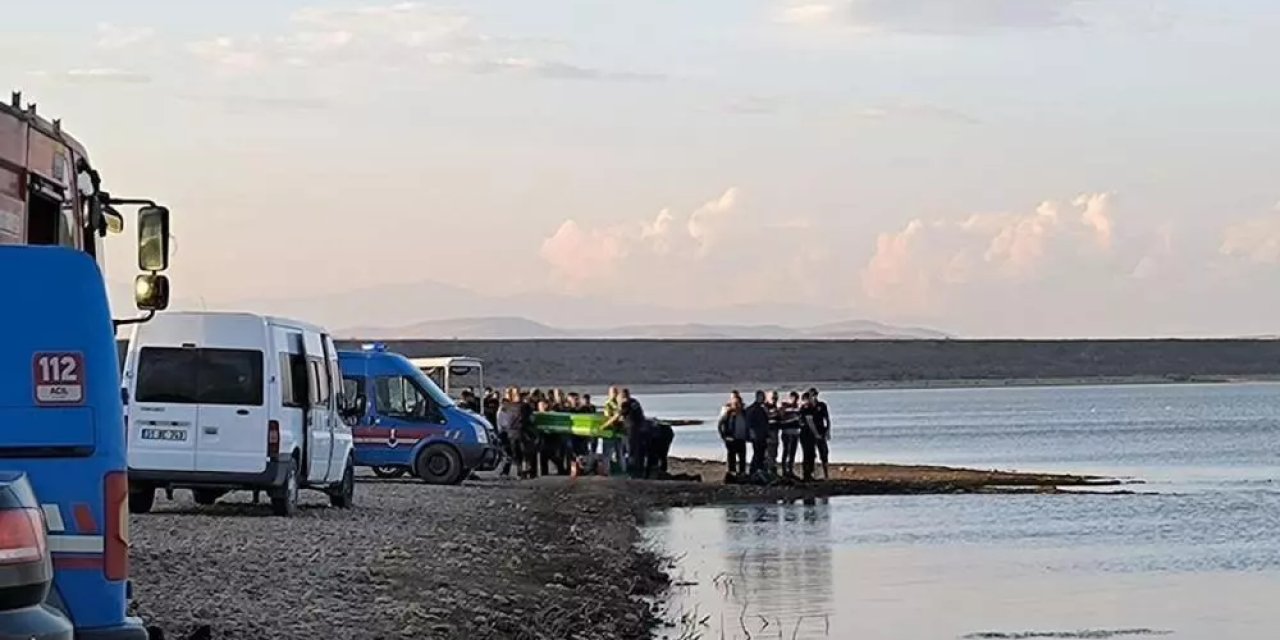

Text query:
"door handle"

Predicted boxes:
[[236, 409, 249, 416], [204, 427, 218, 435]]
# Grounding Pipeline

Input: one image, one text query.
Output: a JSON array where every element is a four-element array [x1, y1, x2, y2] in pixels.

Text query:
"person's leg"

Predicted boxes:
[[782, 433, 797, 476], [749, 438, 763, 475], [730, 441, 745, 476], [817, 438, 830, 479], [800, 432, 816, 481]]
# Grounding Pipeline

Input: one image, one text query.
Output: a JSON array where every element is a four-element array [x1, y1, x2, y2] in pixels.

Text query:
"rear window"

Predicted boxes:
[[136, 347, 264, 406]]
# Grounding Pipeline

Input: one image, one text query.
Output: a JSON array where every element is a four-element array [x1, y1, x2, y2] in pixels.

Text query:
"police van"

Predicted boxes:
[[121, 312, 356, 516], [339, 345, 500, 484]]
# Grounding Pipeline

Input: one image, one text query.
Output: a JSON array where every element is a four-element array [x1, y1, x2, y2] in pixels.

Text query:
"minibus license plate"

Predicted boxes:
[[141, 428, 187, 442]]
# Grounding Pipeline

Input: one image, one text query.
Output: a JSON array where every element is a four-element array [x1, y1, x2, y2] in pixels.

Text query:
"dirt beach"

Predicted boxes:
[[130, 462, 1123, 640]]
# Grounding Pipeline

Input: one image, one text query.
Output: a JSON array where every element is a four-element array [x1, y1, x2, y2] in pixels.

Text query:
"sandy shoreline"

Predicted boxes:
[[131, 461, 1127, 639]]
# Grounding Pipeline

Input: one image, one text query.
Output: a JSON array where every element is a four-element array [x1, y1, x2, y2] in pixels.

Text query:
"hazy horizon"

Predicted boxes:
[[10, 1, 1280, 338]]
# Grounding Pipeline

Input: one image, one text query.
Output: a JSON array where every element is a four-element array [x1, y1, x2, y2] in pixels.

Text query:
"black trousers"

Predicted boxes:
[[540, 434, 567, 476], [749, 437, 768, 475], [725, 440, 747, 475], [815, 436, 830, 478], [651, 424, 674, 473], [781, 432, 800, 476], [628, 427, 651, 479], [799, 430, 817, 480]]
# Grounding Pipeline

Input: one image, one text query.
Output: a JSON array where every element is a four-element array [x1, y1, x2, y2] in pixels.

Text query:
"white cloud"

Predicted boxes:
[[186, 3, 655, 81], [862, 193, 1118, 312], [27, 68, 152, 84], [776, 0, 1132, 34], [1220, 210, 1280, 265], [96, 23, 156, 49]]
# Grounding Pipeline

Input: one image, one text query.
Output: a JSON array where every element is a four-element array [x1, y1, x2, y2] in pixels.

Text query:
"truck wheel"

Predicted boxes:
[[371, 465, 407, 479], [129, 485, 155, 514], [329, 459, 355, 509], [192, 489, 224, 506], [271, 459, 300, 517], [415, 444, 463, 485]]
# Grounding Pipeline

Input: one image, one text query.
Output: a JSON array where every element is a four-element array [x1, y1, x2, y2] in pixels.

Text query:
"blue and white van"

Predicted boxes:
[[338, 345, 499, 485]]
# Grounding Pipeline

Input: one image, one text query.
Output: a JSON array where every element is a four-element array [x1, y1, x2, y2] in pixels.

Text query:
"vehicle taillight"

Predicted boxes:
[[104, 471, 128, 581], [0, 507, 47, 566], [267, 420, 280, 460]]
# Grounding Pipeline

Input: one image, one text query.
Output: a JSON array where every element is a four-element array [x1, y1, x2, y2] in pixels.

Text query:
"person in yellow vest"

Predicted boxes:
[[600, 386, 625, 474]]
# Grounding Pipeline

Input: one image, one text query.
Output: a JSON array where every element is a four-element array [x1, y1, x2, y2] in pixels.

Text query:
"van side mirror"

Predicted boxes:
[[137, 206, 170, 272], [134, 274, 170, 311]]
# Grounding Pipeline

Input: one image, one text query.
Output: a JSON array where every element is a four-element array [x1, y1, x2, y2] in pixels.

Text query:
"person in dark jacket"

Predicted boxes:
[[717, 392, 749, 479], [798, 391, 820, 481], [809, 387, 831, 479], [745, 390, 771, 478], [620, 389, 651, 479], [779, 390, 802, 480], [649, 419, 674, 475]]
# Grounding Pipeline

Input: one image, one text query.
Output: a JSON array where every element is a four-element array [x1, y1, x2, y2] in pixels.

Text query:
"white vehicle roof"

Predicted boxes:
[[128, 311, 331, 349], [409, 356, 484, 369]]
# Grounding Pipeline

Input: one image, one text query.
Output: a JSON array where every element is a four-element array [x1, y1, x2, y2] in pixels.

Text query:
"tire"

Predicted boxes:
[[371, 465, 407, 479], [415, 443, 464, 485], [129, 485, 155, 514], [271, 459, 300, 517], [329, 459, 355, 509], [192, 489, 224, 506]]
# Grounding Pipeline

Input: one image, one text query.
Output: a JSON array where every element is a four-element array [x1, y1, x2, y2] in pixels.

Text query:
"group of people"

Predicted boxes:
[[481, 386, 674, 480], [717, 387, 831, 484]]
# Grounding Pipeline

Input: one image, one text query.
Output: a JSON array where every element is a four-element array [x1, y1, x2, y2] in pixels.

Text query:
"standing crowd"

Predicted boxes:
[[479, 386, 675, 480], [718, 387, 831, 484]]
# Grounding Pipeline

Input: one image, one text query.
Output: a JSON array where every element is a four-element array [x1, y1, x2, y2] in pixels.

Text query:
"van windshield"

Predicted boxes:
[[136, 347, 265, 406], [407, 367, 455, 408]]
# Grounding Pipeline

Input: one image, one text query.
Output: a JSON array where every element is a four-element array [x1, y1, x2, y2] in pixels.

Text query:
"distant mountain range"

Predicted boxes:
[[340, 316, 952, 340]]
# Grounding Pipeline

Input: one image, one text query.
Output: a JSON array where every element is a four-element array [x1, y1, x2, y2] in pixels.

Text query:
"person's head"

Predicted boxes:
[[801, 391, 813, 406], [729, 394, 744, 411], [484, 386, 495, 397], [569, 392, 582, 407], [767, 390, 779, 404], [754, 390, 766, 404], [620, 388, 632, 402], [608, 386, 620, 400], [729, 389, 741, 403], [582, 393, 592, 405], [537, 399, 551, 412], [505, 387, 519, 402], [789, 390, 800, 403], [808, 387, 819, 399], [461, 389, 474, 400]]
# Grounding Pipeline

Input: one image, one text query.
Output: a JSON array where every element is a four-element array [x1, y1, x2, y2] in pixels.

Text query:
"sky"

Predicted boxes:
[[6, 0, 1280, 337]]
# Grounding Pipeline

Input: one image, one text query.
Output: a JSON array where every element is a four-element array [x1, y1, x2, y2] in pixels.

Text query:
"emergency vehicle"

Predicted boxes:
[[1, 92, 172, 639], [339, 345, 500, 484]]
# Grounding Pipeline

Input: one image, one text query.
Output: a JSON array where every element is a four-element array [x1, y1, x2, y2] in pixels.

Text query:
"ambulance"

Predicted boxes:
[[1, 93, 171, 638]]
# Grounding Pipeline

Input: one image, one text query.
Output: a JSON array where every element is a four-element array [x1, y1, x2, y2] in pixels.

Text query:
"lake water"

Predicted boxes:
[[640, 383, 1280, 640]]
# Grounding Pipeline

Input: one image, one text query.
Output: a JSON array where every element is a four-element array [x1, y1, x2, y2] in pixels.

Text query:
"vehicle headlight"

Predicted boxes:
[[473, 422, 489, 444]]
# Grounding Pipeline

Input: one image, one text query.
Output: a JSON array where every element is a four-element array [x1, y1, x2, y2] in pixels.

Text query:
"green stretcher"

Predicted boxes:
[[532, 412, 703, 439]]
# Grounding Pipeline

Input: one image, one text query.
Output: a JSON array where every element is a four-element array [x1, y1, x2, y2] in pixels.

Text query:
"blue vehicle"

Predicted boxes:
[[338, 345, 500, 485], [2, 95, 172, 639]]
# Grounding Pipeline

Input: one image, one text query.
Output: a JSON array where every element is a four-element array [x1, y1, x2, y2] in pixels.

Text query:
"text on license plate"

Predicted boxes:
[[141, 428, 188, 442]]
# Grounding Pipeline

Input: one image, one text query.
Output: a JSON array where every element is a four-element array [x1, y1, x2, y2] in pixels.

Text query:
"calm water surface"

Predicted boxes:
[[640, 383, 1280, 640]]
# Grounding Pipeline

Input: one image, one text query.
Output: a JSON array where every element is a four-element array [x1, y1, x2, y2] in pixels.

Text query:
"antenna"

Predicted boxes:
[[9, 91, 19, 108]]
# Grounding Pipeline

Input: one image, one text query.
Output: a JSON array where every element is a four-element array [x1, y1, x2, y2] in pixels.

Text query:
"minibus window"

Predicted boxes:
[[136, 348, 198, 403], [136, 348, 263, 405], [198, 349, 264, 406]]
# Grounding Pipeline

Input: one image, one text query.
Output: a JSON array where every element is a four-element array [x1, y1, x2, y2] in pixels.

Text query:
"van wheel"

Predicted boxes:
[[192, 489, 224, 506], [129, 485, 155, 514], [372, 466, 407, 479], [271, 460, 300, 517], [329, 459, 355, 509], [415, 444, 464, 485]]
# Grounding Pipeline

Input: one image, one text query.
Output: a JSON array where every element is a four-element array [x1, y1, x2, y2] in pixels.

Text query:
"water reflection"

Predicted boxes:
[[652, 498, 835, 639]]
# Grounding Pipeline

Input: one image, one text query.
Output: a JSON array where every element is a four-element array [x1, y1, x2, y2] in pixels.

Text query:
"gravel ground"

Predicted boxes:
[[130, 474, 668, 640], [129, 463, 1112, 640]]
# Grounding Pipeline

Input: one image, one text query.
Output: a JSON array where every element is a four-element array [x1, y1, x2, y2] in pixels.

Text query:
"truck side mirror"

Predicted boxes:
[[134, 274, 170, 311], [137, 206, 170, 272]]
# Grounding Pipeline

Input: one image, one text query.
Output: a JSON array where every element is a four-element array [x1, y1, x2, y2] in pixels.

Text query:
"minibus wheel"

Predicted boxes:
[[415, 444, 463, 485], [129, 485, 155, 514], [329, 459, 355, 509], [371, 466, 407, 479], [271, 459, 300, 517]]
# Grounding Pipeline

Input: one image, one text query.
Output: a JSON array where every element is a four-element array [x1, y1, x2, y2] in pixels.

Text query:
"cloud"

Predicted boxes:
[[1220, 208, 1280, 265], [861, 192, 1117, 312], [852, 103, 981, 125], [96, 23, 156, 49], [778, 0, 1091, 33], [724, 96, 782, 115], [27, 69, 152, 84], [186, 3, 655, 81]]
